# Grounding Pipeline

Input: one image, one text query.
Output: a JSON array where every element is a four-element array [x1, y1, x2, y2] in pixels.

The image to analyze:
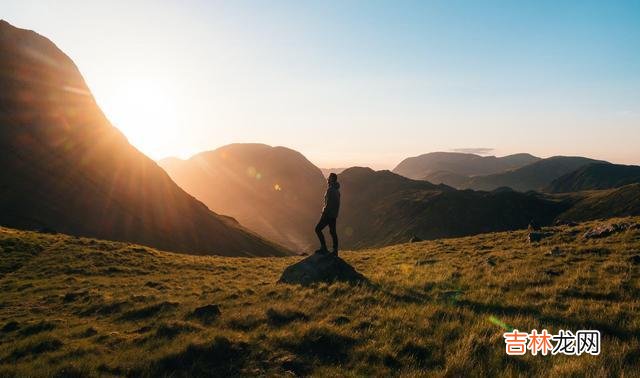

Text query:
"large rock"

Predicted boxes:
[[583, 222, 638, 239], [278, 253, 366, 286]]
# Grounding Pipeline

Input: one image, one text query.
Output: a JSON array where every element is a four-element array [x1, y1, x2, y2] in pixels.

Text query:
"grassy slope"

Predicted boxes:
[[0, 219, 639, 377], [557, 184, 640, 222]]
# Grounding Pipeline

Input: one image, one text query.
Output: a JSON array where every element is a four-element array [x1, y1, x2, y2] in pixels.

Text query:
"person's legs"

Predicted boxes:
[[328, 217, 338, 253], [315, 215, 329, 251]]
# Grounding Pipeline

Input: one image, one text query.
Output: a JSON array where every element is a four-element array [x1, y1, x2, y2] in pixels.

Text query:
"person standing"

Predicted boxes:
[[315, 173, 340, 255]]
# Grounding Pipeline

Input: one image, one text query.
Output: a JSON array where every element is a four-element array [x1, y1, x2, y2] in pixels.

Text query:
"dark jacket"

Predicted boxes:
[[322, 182, 340, 219]]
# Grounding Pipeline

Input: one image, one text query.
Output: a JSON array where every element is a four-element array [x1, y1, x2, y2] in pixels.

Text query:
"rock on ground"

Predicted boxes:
[[278, 253, 366, 286], [188, 304, 221, 324], [583, 222, 639, 239], [527, 231, 552, 243]]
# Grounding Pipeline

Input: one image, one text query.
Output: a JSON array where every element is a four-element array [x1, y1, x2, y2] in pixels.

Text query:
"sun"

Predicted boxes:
[[91, 75, 181, 159]]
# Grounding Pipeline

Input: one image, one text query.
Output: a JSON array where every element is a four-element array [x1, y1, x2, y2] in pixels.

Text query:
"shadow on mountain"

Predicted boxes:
[[546, 163, 640, 193]]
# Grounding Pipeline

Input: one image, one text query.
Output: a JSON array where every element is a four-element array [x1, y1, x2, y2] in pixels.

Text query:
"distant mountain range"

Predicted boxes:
[[158, 147, 640, 250], [393, 152, 540, 180], [159, 144, 326, 252], [393, 152, 608, 192], [0, 20, 288, 257], [464, 156, 606, 192]]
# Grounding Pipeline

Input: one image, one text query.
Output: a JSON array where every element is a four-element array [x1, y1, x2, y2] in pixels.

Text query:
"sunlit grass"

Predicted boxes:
[[0, 217, 639, 376]]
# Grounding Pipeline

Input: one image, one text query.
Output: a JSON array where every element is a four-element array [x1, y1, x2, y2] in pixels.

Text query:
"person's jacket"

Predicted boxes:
[[322, 182, 340, 218]]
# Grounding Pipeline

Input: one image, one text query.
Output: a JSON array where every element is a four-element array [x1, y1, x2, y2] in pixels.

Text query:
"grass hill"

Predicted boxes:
[[1, 218, 639, 376], [0, 21, 286, 257], [159, 144, 326, 252], [337, 167, 568, 249], [393, 152, 540, 181], [546, 163, 640, 193], [464, 156, 604, 192]]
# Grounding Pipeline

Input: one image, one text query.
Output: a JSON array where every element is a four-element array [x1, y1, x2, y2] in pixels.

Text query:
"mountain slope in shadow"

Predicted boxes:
[[464, 156, 605, 192], [159, 144, 326, 252], [555, 184, 640, 222], [337, 167, 568, 249], [0, 20, 288, 257], [546, 163, 640, 193]]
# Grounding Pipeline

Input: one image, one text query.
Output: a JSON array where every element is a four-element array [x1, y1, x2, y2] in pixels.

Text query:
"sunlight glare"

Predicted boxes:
[[93, 75, 181, 159]]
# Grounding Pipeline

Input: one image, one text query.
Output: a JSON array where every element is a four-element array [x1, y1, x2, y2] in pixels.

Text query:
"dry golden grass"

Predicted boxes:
[[0, 218, 639, 377]]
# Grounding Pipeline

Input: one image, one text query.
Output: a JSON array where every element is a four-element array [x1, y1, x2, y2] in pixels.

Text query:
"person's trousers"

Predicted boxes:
[[315, 214, 338, 251]]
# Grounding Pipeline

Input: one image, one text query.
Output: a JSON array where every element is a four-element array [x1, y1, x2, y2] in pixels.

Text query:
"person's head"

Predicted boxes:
[[328, 173, 338, 185]]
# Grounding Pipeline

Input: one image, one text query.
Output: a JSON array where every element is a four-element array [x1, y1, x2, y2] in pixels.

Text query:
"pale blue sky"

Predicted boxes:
[[4, 1, 640, 168]]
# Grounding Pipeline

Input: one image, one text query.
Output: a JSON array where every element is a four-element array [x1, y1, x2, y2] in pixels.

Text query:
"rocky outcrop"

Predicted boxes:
[[583, 222, 639, 239], [279, 253, 366, 286]]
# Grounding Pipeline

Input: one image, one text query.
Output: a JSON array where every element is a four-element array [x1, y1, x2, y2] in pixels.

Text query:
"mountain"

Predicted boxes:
[[555, 183, 640, 222], [418, 170, 470, 187], [337, 167, 567, 249], [546, 163, 640, 193], [0, 20, 288, 257], [4, 216, 637, 376], [159, 144, 326, 251], [392, 152, 540, 181], [464, 156, 605, 192]]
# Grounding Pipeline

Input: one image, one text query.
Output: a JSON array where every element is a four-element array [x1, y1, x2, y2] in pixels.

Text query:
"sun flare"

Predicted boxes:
[[92, 75, 180, 159]]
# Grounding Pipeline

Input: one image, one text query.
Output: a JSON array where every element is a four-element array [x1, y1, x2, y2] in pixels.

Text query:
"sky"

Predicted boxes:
[[3, 0, 640, 169]]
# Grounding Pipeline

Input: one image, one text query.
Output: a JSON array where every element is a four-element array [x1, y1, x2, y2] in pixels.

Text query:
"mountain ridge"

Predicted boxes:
[[463, 156, 607, 192], [159, 143, 326, 252], [546, 163, 640, 193], [393, 152, 541, 180]]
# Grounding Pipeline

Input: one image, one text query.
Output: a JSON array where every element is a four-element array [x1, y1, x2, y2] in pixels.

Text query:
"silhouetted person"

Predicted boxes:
[[315, 173, 340, 255]]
